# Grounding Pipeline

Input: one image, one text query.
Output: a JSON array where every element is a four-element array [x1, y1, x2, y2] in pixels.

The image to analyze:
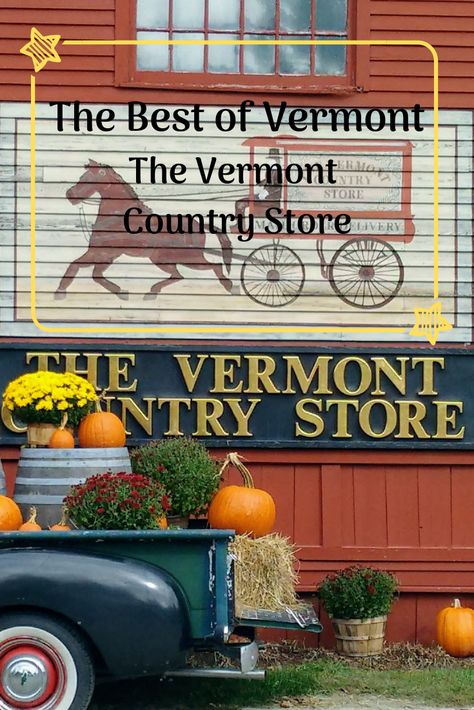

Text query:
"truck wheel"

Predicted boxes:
[[0, 612, 94, 710]]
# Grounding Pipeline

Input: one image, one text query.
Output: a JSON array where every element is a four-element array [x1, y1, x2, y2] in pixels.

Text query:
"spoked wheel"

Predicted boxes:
[[0, 613, 94, 710], [241, 243, 305, 307], [328, 237, 404, 309]]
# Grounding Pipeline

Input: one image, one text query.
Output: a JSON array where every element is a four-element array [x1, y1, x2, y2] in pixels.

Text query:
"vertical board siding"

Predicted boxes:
[[0, 1, 473, 107], [451, 466, 474, 547], [4, 445, 474, 646], [385, 467, 420, 547]]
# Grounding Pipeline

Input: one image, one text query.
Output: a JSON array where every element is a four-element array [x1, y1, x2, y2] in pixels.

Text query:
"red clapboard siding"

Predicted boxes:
[[4, 445, 474, 647], [0, 10, 114, 25], [371, 16, 474, 33], [372, 61, 474, 78], [0, 0, 474, 106], [0, 0, 114, 8], [372, 1, 474, 18]]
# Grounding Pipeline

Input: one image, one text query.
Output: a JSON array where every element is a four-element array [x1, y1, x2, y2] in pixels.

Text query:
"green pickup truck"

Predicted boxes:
[[0, 529, 321, 710]]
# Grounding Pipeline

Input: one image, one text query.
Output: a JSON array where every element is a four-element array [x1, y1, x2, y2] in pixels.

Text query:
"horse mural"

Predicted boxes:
[[55, 160, 233, 300]]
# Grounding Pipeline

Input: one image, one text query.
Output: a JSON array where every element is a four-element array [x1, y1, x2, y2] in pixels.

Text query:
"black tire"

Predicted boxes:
[[0, 611, 95, 710]]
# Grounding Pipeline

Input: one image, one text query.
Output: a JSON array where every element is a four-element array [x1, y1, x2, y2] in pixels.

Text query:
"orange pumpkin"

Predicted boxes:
[[436, 599, 474, 657], [157, 516, 168, 530], [0, 496, 23, 531], [208, 453, 276, 538], [49, 427, 75, 449], [48, 414, 74, 449], [19, 506, 42, 531], [50, 510, 71, 531], [78, 399, 126, 448]]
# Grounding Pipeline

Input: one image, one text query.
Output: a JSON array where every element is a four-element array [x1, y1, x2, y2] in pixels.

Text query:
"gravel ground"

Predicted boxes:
[[251, 700, 474, 710]]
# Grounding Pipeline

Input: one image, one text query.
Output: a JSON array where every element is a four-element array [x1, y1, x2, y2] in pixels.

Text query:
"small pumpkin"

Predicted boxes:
[[78, 397, 126, 449], [19, 506, 42, 531], [0, 496, 23, 531], [436, 598, 474, 657], [157, 516, 168, 530], [49, 414, 75, 449], [208, 453, 276, 538], [50, 510, 71, 531]]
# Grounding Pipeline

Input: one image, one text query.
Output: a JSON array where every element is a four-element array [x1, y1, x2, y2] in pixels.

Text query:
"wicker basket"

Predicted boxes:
[[26, 423, 58, 447], [331, 615, 387, 657]]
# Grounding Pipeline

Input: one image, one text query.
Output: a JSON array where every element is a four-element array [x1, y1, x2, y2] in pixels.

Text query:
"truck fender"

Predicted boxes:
[[0, 549, 190, 678]]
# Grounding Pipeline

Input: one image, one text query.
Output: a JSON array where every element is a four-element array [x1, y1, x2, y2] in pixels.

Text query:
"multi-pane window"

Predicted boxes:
[[136, 0, 349, 78]]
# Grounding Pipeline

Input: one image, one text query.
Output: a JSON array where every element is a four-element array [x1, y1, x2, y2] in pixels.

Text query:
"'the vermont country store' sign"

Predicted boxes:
[[0, 345, 471, 449]]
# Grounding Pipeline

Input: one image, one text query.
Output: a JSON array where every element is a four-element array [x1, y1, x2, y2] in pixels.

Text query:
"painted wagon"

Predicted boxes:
[[236, 137, 415, 309]]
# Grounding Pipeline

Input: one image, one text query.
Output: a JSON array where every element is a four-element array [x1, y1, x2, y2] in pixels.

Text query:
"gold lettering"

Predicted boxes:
[[62, 352, 101, 391], [210, 355, 243, 394], [193, 399, 229, 436], [295, 398, 324, 438], [174, 354, 208, 393], [157, 398, 191, 436], [120, 397, 155, 436], [359, 400, 397, 438], [333, 357, 372, 396], [433, 401, 465, 439], [283, 356, 332, 395], [394, 400, 430, 438], [326, 399, 359, 438], [244, 356, 279, 394], [225, 398, 259, 436], [1, 405, 27, 433], [371, 357, 409, 396], [106, 354, 138, 392], [25, 352, 60, 371], [411, 357, 445, 396]]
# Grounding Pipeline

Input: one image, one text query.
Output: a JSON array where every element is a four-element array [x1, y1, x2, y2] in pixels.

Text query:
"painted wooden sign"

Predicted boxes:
[[0, 344, 471, 448], [0, 104, 472, 341]]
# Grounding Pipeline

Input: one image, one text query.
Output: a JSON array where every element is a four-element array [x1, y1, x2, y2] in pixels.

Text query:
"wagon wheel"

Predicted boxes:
[[241, 244, 305, 308], [328, 237, 404, 309]]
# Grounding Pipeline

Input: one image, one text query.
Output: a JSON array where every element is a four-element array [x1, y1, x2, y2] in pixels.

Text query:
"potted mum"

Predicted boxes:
[[130, 438, 220, 527], [64, 472, 170, 530], [2, 371, 98, 446], [318, 566, 398, 657]]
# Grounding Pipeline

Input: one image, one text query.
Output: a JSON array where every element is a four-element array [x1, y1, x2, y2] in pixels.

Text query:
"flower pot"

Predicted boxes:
[[331, 615, 387, 657], [26, 423, 58, 447], [167, 515, 189, 529]]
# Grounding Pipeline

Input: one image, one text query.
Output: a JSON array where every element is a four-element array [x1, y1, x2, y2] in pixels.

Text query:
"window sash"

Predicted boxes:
[[116, 0, 367, 93]]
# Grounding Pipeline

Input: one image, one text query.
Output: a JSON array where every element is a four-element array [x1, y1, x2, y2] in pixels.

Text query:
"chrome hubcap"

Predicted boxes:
[[0, 644, 58, 708], [2, 654, 49, 702]]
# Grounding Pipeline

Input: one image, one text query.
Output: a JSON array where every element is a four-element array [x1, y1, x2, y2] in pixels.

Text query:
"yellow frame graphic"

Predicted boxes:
[[22, 34, 450, 341]]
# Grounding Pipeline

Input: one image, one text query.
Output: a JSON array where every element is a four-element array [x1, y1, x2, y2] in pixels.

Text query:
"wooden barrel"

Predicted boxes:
[[0, 460, 6, 496], [14, 448, 131, 527]]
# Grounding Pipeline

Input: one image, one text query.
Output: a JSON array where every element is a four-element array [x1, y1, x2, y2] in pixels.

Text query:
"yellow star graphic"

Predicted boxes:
[[20, 27, 61, 73], [409, 301, 453, 346]]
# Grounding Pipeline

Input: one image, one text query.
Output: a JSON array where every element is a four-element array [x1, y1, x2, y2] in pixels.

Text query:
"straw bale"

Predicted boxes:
[[229, 533, 301, 612]]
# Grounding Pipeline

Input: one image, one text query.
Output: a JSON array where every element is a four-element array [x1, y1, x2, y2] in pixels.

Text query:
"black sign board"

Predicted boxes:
[[0, 344, 471, 448]]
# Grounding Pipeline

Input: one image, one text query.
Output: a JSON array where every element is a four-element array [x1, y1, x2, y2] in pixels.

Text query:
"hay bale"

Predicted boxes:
[[229, 533, 301, 612]]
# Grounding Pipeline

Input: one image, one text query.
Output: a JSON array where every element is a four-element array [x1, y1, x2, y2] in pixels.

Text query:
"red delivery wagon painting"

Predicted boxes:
[[235, 137, 415, 310]]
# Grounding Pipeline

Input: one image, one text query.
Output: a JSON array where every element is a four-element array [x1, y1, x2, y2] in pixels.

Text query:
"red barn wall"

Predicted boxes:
[[3, 443, 474, 646]]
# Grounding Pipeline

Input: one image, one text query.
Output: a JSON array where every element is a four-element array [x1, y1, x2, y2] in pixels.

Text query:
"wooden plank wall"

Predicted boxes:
[[225, 448, 474, 646], [0, 106, 472, 341], [2, 445, 474, 646], [0, 0, 473, 107]]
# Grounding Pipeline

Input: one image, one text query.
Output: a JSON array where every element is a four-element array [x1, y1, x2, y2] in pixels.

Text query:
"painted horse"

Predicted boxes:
[[55, 159, 233, 300]]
